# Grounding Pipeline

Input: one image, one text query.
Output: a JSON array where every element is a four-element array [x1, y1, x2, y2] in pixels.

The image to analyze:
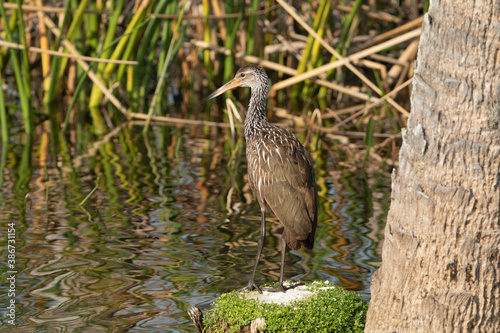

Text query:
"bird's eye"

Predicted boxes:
[[240, 73, 246, 78]]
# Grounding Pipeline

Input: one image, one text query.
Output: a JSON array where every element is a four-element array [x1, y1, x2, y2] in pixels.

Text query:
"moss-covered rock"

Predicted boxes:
[[202, 281, 367, 333]]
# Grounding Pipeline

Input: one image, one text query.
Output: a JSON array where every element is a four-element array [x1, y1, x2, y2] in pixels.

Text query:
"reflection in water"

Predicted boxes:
[[0, 121, 389, 332]]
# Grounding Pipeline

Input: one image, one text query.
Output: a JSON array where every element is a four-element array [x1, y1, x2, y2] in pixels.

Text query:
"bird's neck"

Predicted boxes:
[[244, 86, 269, 137]]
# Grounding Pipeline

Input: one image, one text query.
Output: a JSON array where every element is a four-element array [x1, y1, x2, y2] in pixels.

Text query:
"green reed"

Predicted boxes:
[[0, 74, 7, 143], [302, 0, 333, 98], [223, 1, 243, 86], [246, 0, 259, 56], [131, 0, 168, 110], [202, 0, 213, 81], [363, 117, 375, 166], [44, 0, 71, 105], [291, 0, 331, 100], [88, 1, 153, 107], [79, 175, 100, 206], [48, 0, 92, 104], [145, 0, 188, 132], [0, 1, 32, 134], [0, 136, 7, 190], [318, 0, 363, 99], [0, 5, 17, 72], [0, 0, 426, 157], [85, 2, 99, 54], [15, 0, 30, 99], [157, 0, 178, 86]]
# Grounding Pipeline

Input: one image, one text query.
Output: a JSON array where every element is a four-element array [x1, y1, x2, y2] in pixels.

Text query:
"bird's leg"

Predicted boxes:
[[240, 209, 266, 294], [278, 232, 287, 292]]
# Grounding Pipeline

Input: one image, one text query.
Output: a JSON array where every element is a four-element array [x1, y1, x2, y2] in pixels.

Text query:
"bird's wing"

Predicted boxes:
[[255, 130, 317, 241]]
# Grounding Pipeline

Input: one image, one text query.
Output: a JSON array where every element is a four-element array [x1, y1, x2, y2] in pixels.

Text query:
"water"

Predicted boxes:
[[0, 121, 390, 332]]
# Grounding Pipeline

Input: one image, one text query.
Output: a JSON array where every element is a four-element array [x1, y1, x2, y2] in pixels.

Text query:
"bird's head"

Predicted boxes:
[[205, 65, 269, 102]]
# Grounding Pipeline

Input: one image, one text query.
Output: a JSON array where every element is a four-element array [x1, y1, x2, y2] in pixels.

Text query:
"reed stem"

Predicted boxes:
[[0, 2, 32, 133]]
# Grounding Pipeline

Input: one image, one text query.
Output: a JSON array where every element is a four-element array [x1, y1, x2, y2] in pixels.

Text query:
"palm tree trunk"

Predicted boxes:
[[365, 0, 500, 331]]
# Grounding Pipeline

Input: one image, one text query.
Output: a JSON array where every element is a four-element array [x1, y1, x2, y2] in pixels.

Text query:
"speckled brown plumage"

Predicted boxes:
[[205, 65, 317, 293], [246, 123, 317, 250]]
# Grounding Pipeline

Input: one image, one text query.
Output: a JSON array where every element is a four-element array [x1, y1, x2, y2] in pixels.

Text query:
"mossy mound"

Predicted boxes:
[[203, 281, 367, 333]]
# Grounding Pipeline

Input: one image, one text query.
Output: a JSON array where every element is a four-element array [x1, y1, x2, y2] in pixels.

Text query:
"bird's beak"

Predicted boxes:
[[205, 78, 242, 102]]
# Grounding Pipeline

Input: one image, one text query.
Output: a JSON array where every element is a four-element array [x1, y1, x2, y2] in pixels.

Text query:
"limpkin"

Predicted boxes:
[[206, 65, 317, 293]]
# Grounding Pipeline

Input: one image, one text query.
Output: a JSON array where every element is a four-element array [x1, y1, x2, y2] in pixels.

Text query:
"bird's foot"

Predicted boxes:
[[238, 280, 262, 294], [266, 283, 286, 293]]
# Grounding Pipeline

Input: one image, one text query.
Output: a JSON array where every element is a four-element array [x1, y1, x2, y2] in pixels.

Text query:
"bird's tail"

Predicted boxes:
[[286, 227, 315, 250]]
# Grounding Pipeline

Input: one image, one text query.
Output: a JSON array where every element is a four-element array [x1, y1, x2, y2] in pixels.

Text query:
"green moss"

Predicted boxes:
[[204, 281, 367, 333]]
